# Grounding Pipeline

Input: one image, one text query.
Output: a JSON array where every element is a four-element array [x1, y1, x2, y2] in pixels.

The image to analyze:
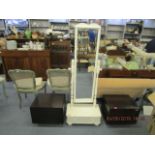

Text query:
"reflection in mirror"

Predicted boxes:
[[76, 28, 97, 98]]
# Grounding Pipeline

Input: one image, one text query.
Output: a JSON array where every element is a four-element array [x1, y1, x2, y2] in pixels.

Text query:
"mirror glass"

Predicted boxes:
[[76, 28, 97, 99]]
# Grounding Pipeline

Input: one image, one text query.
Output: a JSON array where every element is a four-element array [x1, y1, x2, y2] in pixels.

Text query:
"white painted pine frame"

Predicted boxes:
[[72, 23, 101, 105]]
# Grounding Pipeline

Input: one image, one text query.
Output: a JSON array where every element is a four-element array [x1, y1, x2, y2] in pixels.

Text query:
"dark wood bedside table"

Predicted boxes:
[[30, 94, 65, 124]]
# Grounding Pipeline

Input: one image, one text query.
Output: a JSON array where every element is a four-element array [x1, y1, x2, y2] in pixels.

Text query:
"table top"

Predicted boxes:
[[31, 94, 65, 108], [99, 69, 155, 78]]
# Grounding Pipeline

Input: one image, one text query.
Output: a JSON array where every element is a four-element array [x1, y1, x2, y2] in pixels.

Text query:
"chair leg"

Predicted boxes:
[[24, 93, 27, 99], [44, 85, 46, 94], [65, 94, 67, 103], [34, 92, 37, 98], [66, 93, 70, 103], [17, 92, 22, 109], [53, 91, 55, 94], [2, 82, 7, 98]]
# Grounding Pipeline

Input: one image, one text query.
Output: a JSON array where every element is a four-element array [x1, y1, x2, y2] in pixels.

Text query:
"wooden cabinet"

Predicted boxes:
[[28, 51, 51, 78], [0, 50, 51, 80], [2, 53, 30, 70], [50, 40, 71, 68], [50, 51, 70, 68]]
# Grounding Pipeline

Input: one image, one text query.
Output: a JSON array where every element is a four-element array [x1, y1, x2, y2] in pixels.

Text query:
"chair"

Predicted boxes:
[[8, 69, 46, 108], [46, 69, 71, 95], [0, 74, 7, 97]]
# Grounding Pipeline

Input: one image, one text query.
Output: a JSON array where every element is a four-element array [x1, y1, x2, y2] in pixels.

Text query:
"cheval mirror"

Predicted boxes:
[[66, 23, 102, 126]]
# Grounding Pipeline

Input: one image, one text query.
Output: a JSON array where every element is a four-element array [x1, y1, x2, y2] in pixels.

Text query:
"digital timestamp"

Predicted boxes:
[[106, 116, 145, 121]]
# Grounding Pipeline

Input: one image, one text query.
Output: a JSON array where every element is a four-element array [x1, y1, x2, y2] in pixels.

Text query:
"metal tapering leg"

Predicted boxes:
[[2, 82, 7, 98], [17, 92, 22, 109], [34, 92, 37, 98], [24, 93, 27, 98], [44, 85, 46, 94]]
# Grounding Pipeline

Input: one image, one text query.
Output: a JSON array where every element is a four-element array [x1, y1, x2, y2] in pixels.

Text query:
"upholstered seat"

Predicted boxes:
[[79, 59, 89, 63], [0, 76, 5, 82], [16, 77, 43, 89], [17, 78, 46, 92]]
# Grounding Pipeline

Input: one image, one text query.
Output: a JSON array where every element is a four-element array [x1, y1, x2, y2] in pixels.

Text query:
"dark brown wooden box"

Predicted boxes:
[[101, 95, 140, 124], [30, 94, 65, 124]]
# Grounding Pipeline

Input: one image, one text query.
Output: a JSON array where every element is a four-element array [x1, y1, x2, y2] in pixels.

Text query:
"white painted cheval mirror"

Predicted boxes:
[[71, 23, 101, 105]]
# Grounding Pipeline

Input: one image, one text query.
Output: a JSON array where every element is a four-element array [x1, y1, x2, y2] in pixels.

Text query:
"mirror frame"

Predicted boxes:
[[73, 23, 101, 104]]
